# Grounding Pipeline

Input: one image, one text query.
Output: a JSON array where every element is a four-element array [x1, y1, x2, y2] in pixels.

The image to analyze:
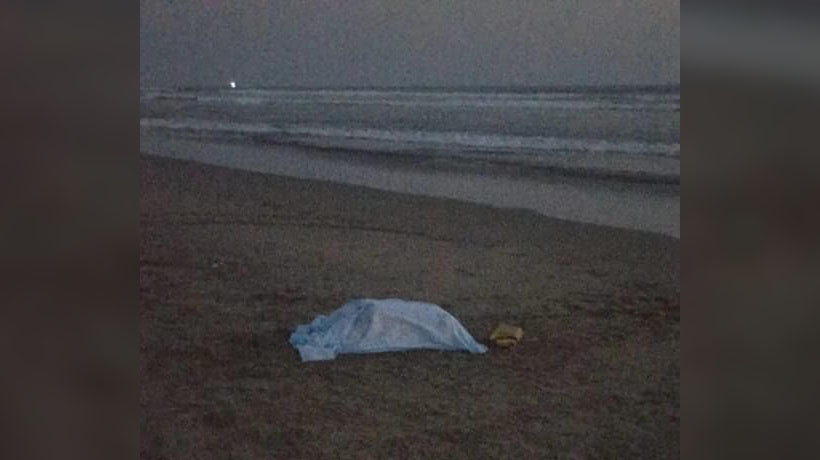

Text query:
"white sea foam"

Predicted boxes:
[[140, 118, 681, 157], [146, 88, 679, 111]]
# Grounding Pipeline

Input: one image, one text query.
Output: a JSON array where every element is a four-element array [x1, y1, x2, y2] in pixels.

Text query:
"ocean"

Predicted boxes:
[[140, 85, 680, 236]]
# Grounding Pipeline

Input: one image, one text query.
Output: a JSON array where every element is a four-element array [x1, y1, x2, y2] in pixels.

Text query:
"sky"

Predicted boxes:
[[140, 0, 679, 88]]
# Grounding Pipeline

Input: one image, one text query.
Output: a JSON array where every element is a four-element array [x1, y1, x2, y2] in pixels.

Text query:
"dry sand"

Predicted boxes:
[[140, 155, 679, 459]]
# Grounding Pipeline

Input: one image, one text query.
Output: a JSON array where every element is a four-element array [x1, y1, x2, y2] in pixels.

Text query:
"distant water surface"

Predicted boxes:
[[141, 85, 680, 182]]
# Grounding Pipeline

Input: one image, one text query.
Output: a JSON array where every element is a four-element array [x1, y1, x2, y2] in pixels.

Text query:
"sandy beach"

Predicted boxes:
[[140, 155, 679, 458]]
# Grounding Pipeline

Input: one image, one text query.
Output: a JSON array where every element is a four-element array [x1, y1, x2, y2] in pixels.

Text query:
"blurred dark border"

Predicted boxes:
[[685, 3, 820, 459], [0, 2, 136, 459]]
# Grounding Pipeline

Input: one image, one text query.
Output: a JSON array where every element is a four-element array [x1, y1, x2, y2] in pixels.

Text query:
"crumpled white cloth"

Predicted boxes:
[[289, 298, 487, 361]]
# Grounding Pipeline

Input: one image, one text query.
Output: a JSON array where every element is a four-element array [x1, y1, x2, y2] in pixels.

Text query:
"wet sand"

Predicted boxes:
[[140, 130, 680, 237], [140, 155, 679, 459]]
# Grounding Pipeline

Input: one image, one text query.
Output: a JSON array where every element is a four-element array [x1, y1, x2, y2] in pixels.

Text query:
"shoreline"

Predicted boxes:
[[140, 130, 680, 238], [160, 129, 682, 185]]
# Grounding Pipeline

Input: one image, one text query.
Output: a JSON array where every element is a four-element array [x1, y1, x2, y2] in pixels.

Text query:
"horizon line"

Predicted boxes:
[[141, 82, 680, 90]]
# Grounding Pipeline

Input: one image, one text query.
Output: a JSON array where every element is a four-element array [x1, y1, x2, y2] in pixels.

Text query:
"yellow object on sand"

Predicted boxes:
[[490, 324, 523, 347]]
